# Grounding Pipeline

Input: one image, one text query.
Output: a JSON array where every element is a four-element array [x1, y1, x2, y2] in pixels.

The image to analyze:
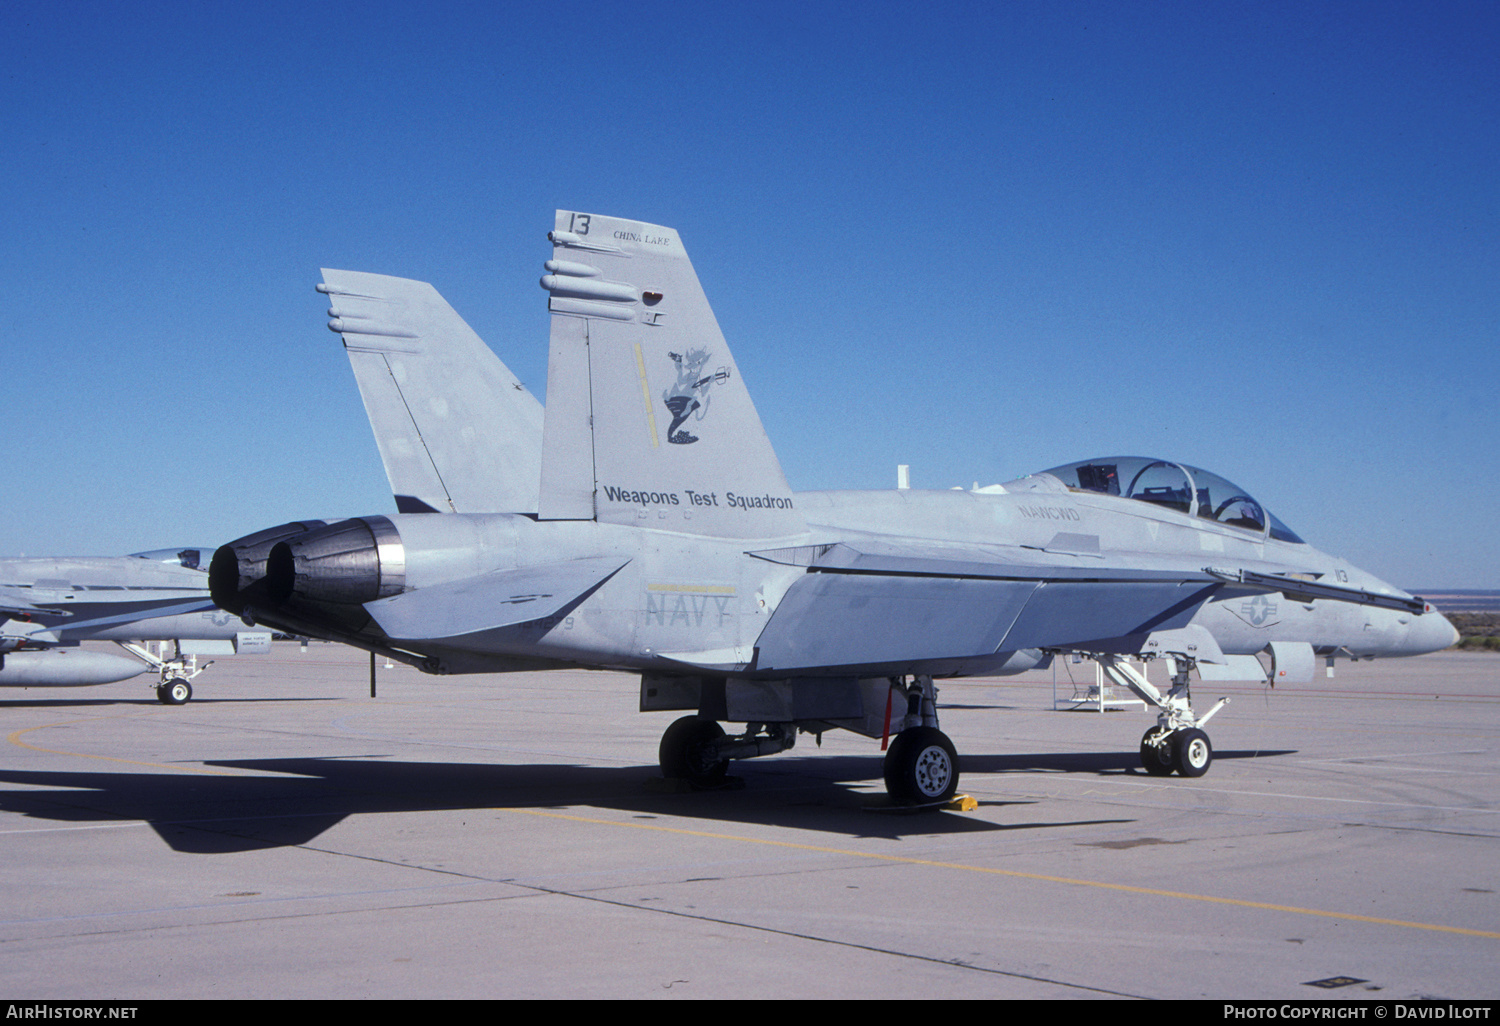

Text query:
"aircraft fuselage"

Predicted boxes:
[[214, 482, 1456, 681]]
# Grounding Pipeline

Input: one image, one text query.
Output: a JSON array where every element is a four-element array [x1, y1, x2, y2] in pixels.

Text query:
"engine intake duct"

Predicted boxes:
[[210, 520, 328, 614], [265, 516, 406, 607]]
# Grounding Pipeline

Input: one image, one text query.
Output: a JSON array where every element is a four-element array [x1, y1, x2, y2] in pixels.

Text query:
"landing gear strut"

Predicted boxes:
[[653, 674, 963, 806], [1100, 655, 1225, 778], [1140, 726, 1175, 776], [118, 641, 209, 705], [657, 717, 795, 788], [882, 675, 960, 804]]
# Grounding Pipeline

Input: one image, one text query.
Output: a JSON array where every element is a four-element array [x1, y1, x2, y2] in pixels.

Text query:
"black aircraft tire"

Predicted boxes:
[[884, 727, 960, 804], [159, 678, 192, 705], [1140, 728, 1175, 776], [1173, 727, 1212, 777], [659, 716, 728, 784]]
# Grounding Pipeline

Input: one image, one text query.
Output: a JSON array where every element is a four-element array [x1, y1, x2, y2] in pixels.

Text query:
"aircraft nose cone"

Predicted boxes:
[[1441, 613, 1460, 649], [1409, 609, 1460, 655]]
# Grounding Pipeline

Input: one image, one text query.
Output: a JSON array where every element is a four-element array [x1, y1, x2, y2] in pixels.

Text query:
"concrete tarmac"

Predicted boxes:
[[0, 643, 1496, 1000]]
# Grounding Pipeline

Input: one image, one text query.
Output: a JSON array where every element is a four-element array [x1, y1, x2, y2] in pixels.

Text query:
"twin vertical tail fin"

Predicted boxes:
[[538, 212, 805, 540], [320, 269, 544, 515], [320, 213, 801, 539]]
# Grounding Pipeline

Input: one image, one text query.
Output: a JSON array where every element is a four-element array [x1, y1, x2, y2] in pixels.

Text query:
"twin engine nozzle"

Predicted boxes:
[[209, 517, 406, 628]]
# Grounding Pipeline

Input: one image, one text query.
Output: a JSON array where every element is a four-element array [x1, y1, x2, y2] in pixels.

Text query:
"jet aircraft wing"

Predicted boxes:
[[749, 541, 1431, 672], [0, 590, 73, 618], [21, 598, 219, 634], [750, 541, 1228, 672]]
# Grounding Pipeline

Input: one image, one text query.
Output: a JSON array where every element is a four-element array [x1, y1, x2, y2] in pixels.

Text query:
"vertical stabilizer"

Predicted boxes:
[[319, 270, 544, 514], [538, 212, 805, 539]]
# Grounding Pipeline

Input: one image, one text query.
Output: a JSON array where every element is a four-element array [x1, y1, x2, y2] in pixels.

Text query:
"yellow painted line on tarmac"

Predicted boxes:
[[508, 807, 1500, 940], [6, 719, 240, 776]]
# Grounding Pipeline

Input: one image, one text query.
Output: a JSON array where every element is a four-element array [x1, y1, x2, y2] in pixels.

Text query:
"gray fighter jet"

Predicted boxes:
[[211, 211, 1457, 803], [1, 547, 274, 703]]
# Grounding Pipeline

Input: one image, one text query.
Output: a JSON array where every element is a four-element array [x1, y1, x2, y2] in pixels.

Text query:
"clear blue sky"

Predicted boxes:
[[2, 0, 1496, 589]]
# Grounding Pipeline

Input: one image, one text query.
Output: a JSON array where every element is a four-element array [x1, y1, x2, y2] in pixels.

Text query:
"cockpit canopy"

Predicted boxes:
[[130, 547, 214, 570], [1036, 457, 1304, 543]]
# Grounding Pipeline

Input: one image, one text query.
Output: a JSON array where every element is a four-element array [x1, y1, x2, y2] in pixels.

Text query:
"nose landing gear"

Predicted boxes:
[[1101, 655, 1226, 778], [118, 641, 208, 705], [156, 677, 193, 705]]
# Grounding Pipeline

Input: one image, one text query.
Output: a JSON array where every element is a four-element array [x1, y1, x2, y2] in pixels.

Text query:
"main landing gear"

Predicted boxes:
[[654, 674, 962, 806], [658, 716, 730, 786], [884, 726, 959, 803], [657, 717, 798, 789], [881, 675, 960, 804], [1098, 655, 1226, 778]]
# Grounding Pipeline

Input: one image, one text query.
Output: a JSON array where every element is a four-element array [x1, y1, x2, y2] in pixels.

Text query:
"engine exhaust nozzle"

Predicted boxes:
[[210, 520, 329, 614], [264, 516, 406, 607]]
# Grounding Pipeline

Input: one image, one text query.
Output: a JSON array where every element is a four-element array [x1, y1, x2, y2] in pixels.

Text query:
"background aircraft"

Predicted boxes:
[[1, 547, 274, 703], [211, 212, 1457, 803]]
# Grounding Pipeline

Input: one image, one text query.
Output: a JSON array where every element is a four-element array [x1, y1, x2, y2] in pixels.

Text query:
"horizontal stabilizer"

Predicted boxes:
[[363, 556, 629, 640], [319, 270, 544, 515]]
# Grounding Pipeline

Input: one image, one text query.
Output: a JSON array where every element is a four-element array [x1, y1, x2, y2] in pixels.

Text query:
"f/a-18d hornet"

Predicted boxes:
[[2, 547, 273, 703], [210, 211, 1457, 803]]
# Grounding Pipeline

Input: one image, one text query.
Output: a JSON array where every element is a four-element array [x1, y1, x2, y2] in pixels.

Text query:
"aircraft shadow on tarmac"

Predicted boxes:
[[961, 749, 1296, 774], [0, 697, 339, 709], [0, 744, 1244, 852]]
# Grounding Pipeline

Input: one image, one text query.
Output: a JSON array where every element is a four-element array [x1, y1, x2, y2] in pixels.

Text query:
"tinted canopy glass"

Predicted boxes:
[[1036, 457, 1304, 543]]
